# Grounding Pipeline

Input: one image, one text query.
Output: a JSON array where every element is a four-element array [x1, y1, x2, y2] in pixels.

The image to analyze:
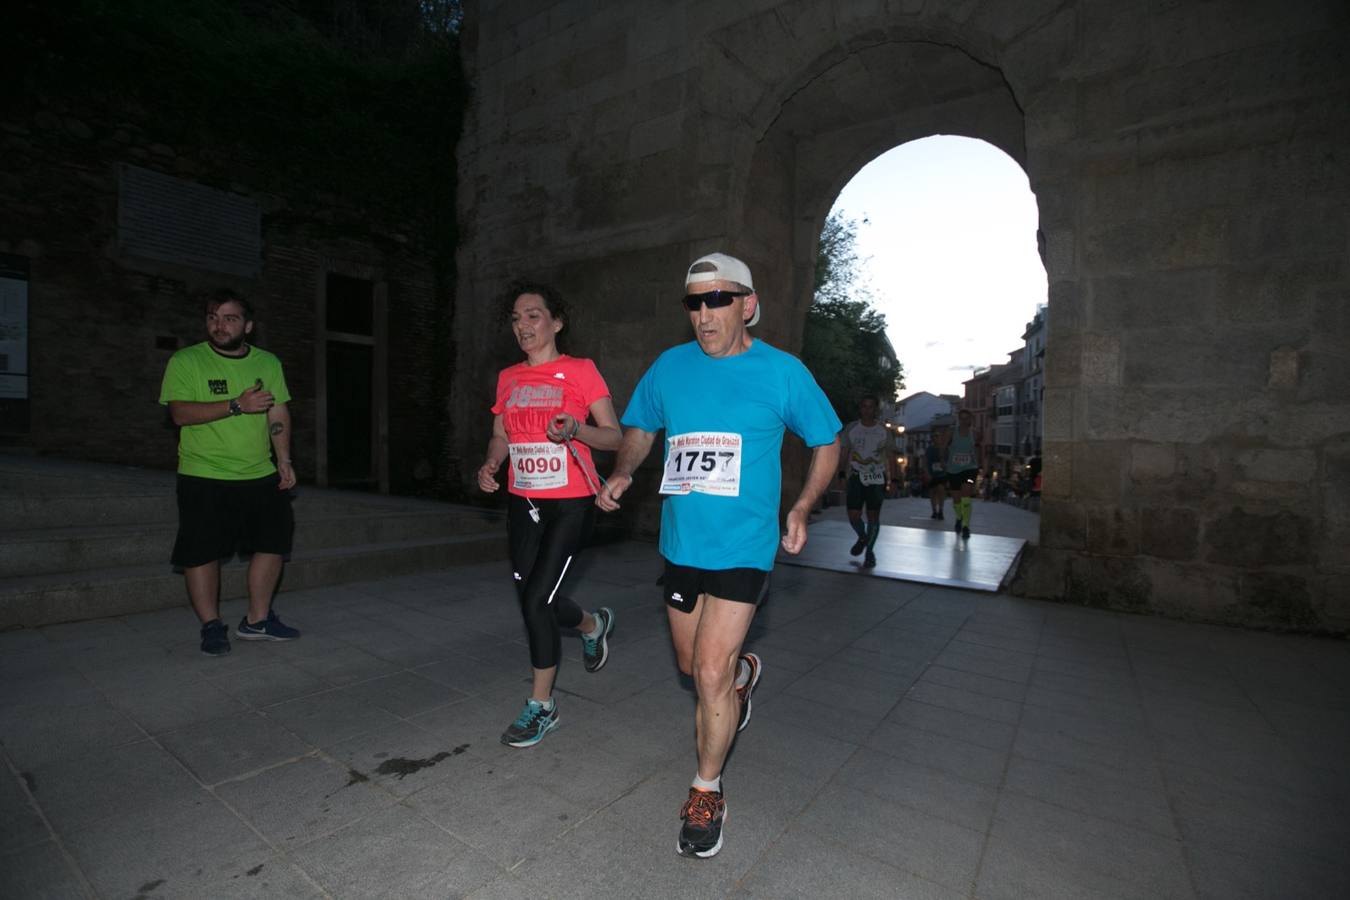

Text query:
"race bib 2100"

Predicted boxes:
[[860, 464, 885, 486]]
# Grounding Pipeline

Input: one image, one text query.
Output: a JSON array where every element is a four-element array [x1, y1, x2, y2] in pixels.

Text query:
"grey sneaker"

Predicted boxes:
[[501, 699, 559, 748], [582, 607, 614, 673]]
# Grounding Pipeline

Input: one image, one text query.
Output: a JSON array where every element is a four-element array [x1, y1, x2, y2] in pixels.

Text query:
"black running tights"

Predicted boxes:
[[507, 493, 593, 669]]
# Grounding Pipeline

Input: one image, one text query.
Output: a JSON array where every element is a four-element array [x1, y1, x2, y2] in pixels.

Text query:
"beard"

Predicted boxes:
[[210, 332, 246, 352]]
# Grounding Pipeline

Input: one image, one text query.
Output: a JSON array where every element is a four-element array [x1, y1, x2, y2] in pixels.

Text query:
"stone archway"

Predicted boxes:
[[730, 37, 1030, 363], [717, 35, 1040, 544], [456, 1, 1349, 631]]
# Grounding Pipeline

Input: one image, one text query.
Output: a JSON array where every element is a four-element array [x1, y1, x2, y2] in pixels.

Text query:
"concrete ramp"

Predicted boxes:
[[777, 518, 1025, 592]]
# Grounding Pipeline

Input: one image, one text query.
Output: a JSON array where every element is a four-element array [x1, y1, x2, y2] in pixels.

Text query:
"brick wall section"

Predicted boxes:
[[385, 258, 447, 494], [257, 243, 321, 482], [1, 100, 451, 496]]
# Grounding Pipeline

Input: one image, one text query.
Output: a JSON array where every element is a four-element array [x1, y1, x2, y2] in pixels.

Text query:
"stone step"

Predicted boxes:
[[0, 485, 469, 530], [1, 493, 176, 530], [0, 532, 509, 629], [0, 506, 503, 578], [0, 454, 516, 628], [0, 459, 167, 491]]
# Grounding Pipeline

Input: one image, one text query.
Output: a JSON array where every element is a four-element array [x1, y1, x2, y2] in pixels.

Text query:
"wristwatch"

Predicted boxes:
[[228, 398, 243, 416]]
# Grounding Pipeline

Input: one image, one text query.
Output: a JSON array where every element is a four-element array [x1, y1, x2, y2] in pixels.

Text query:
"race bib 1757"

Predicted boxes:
[[659, 432, 741, 497]]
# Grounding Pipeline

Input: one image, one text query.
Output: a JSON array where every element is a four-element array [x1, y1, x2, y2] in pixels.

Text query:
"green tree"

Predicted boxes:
[[802, 211, 904, 422]]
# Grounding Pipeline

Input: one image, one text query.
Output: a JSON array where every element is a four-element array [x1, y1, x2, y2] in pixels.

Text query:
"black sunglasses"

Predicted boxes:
[[682, 290, 747, 311]]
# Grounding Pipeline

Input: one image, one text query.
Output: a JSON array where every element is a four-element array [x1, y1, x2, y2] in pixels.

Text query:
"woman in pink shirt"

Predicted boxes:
[[476, 281, 623, 748]]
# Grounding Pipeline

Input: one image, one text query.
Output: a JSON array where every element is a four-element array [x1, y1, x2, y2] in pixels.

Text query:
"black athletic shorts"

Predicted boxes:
[[845, 473, 886, 511], [171, 473, 294, 569], [662, 561, 769, 613], [945, 471, 977, 490]]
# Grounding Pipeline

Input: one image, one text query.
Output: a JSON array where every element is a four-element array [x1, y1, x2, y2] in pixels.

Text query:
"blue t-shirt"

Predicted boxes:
[[925, 443, 945, 473], [622, 339, 841, 571]]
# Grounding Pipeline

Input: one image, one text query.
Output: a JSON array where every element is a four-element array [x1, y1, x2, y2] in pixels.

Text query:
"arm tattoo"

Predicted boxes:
[[270, 422, 284, 436]]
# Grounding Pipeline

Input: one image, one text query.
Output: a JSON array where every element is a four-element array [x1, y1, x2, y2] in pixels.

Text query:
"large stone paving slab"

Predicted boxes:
[[1, 540, 1348, 898]]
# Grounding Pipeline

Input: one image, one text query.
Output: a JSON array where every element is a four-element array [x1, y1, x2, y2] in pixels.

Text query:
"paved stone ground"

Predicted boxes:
[[2, 540, 1348, 899]]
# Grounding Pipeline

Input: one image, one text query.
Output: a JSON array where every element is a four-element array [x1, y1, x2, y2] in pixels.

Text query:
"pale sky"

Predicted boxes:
[[830, 135, 1047, 399]]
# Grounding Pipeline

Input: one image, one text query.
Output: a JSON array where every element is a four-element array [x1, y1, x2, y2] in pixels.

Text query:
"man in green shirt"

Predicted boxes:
[[159, 290, 300, 655]]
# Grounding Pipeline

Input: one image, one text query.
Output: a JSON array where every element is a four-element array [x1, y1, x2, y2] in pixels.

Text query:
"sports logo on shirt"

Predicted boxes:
[[208, 379, 228, 395], [506, 383, 564, 408]]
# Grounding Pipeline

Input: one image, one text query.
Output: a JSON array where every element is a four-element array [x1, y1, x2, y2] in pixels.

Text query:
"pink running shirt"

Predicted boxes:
[[491, 356, 610, 499]]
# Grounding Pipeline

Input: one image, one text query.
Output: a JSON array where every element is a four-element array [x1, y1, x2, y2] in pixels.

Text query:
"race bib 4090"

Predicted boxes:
[[509, 441, 568, 491]]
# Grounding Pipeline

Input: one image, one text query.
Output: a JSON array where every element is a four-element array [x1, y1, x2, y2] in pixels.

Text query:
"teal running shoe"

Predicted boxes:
[[500, 699, 559, 748]]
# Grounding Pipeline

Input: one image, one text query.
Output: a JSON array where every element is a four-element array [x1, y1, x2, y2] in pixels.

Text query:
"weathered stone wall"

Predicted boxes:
[[1021, 0, 1350, 632], [456, 0, 1349, 630], [2, 99, 449, 496]]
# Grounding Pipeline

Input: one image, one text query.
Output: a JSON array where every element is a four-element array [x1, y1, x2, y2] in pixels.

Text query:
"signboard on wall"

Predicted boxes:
[[0, 254, 28, 401], [117, 164, 261, 277]]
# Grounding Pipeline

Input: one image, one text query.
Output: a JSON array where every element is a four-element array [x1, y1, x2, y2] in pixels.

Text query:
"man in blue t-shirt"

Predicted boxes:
[[597, 252, 840, 860]]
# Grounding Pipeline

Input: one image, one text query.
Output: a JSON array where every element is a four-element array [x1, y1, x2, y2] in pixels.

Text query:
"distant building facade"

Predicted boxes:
[[991, 349, 1025, 473], [889, 391, 953, 432], [961, 368, 994, 464], [1020, 305, 1047, 460]]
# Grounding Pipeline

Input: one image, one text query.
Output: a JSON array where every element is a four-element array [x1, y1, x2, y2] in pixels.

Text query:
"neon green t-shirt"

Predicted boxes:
[[159, 342, 291, 480]]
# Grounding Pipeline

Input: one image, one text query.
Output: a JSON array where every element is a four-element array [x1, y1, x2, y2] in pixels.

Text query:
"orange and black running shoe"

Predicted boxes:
[[677, 787, 726, 858]]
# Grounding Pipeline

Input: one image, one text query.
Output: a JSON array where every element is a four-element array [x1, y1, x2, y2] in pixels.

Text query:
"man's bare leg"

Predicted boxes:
[[668, 595, 757, 780], [245, 552, 284, 623], [184, 561, 221, 622]]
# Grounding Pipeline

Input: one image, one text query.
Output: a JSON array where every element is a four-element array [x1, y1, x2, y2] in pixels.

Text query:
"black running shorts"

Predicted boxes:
[[662, 561, 769, 613], [171, 473, 294, 569], [945, 471, 977, 490], [845, 473, 886, 511]]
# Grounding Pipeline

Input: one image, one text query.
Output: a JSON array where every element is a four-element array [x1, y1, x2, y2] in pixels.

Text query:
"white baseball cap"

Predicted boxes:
[[685, 252, 759, 326]]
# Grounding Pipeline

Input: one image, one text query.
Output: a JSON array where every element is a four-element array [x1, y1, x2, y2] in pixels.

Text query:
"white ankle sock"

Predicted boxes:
[[582, 613, 602, 637], [692, 773, 721, 792], [734, 657, 750, 689]]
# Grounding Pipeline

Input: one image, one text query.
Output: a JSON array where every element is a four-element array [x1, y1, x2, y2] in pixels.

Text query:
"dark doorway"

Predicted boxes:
[[325, 340, 373, 487], [324, 273, 376, 489]]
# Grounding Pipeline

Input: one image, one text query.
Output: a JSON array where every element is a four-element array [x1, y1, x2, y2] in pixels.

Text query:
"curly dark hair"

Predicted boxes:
[[502, 279, 569, 342], [205, 288, 254, 320]]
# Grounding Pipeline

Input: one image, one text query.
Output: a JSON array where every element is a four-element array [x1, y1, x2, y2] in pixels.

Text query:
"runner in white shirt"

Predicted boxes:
[[839, 395, 896, 568]]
